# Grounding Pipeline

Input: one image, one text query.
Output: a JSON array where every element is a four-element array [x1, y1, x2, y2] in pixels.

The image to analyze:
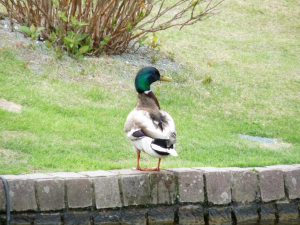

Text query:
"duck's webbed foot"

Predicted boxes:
[[134, 167, 160, 171], [132, 158, 161, 171], [132, 166, 142, 170], [132, 166, 159, 171]]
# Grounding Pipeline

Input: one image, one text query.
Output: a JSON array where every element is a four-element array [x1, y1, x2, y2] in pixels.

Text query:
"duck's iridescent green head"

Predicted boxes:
[[135, 67, 172, 93]]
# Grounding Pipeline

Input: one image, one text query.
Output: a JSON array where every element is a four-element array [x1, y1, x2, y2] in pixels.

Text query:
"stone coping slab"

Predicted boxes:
[[78, 170, 116, 177]]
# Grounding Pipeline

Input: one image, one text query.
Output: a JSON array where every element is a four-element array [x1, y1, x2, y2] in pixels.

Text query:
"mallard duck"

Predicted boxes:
[[124, 67, 177, 171]]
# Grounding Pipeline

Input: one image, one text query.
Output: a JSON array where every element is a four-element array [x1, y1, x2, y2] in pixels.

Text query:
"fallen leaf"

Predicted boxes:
[[140, 0, 146, 10]]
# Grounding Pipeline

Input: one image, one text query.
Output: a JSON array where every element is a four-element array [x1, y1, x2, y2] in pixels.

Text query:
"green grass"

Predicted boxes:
[[1, 0, 300, 174]]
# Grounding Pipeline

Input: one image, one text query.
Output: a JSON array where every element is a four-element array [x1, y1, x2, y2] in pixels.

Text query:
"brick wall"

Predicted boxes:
[[1, 165, 300, 224]]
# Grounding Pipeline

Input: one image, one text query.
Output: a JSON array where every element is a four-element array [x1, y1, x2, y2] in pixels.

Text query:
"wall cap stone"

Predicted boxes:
[[166, 167, 198, 172], [266, 165, 297, 170], [2, 173, 54, 180], [46, 172, 87, 178], [107, 168, 157, 175], [78, 170, 116, 177]]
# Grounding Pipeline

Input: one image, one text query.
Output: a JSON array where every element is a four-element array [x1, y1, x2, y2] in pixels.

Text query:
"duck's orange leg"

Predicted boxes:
[[134, 156, 161, 172], [152, 158, 161, 171], [135, 151, 142, 170]]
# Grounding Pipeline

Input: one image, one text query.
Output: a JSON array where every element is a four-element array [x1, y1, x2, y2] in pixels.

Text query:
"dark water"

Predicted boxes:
[[237, 220, 300, 225]]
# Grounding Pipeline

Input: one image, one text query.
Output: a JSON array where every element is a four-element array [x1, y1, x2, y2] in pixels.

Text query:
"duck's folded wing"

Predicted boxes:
[[132, 130, 147, 138], [142, 128, 168, 139], [125, 109, 176, 144]]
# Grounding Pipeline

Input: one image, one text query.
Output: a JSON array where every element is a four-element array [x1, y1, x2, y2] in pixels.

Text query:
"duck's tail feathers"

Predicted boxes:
[[151, 142, 178, 157], [168, 148, 178, 157]]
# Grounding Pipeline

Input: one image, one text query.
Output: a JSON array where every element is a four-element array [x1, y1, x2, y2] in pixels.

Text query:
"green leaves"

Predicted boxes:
[[63, 36, 73, 44], [62, 30, 92, 59], [19, 24, 44, 37], [202, 75, 213, 84], [58, 11, 67, 22], [54, 46, 64, 59], [166, 51, 175, 61], [19, 26, 31, 35], [44, 31, 63, 58], [37, 27, 45, 33], [104, 35, 110, 43], [39, 12, 92, 59], [49, 32, 56, 42], [126, 22, 132, 32], [19, 24, 45, 49], [80, 33, 89, 40], [59, 12, 89, 30], [99, 35, 111, 52], [139, 11, 145, 18], [156, 87, 160, 95], [70, 16, 89, 29], [45, 40, 52, 48], [30, 24, 36, 33], [138, 36, 148, 46], [145, 33, 171, 64], [148, 33, 161, 50], [84, 38, 92, 47], [71, 16, 76, 26], [79, 45, 89, 54], [152, 33, 158, 42], [191, 0, 201, 6]]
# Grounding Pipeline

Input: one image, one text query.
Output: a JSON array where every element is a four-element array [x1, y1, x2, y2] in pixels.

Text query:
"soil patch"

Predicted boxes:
[[0, 98, 22, 113]]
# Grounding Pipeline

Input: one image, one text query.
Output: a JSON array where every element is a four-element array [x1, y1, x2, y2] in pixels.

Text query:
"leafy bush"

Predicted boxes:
[[0, 0, 223, 56]]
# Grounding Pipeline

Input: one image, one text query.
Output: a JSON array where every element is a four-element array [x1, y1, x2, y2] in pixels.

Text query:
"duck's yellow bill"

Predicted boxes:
[[160, 76, 172, 82]]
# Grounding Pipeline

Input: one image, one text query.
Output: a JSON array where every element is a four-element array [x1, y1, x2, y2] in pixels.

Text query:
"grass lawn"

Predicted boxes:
[[0, 0, 300, 174]]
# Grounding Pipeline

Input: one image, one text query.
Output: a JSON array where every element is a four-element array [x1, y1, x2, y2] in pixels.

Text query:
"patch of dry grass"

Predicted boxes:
[[0, 98, 22, 112], [0, 148, 27, 164], [259, 142, 292, 151]]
